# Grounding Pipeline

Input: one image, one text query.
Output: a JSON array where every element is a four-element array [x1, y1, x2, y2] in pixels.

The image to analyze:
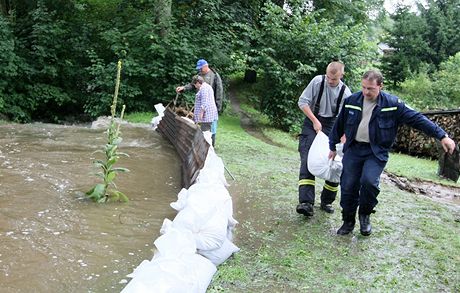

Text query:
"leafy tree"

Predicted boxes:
[[0, 15, 19, 113], [381, 0, 460, 86], [397, 52, 460, 110], [252, 2, 377, 132]]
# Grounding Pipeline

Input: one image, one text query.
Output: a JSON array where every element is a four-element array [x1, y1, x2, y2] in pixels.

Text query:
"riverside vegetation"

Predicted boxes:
[[86, 61, 129, 203]]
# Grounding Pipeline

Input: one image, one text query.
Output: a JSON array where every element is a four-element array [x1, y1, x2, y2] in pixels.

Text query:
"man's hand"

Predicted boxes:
[[313, 120, 322, 133], [175, 86, 185, 93], [441, 136, 456, 154], [328, 150, 336, 160]]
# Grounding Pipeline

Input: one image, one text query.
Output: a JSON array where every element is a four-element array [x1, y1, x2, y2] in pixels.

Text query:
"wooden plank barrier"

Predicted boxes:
[[157, 108, 210, 188]]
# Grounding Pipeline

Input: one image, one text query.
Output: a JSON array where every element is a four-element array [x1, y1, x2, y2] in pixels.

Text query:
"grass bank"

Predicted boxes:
[[208, 112, 459, 292], [125, 94, 459, 292]]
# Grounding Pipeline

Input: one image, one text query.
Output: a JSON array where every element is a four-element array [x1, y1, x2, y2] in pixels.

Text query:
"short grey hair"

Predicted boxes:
[[362, 69, 384, 85]]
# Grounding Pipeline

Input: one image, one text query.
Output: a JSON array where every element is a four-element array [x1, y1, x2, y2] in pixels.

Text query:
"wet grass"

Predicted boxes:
[[125, 108, 459, 292], [208, 113, 460, 292]]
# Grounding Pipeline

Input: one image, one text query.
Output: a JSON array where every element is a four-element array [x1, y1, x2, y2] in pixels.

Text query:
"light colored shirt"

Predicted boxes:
[[194, 82, 218, 123], [355, 97, 378, 142], [298, 75, 352, 117]]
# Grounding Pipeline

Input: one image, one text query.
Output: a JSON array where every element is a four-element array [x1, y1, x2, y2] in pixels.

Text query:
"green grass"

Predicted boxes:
[[125, 96, 459, 292], [124, 111, 155, 123], [208, 112, 460, 292], [386, 152, 460, 186]]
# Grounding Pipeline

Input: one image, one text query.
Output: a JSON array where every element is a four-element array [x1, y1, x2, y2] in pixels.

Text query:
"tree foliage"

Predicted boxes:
[[250, 2, 377, 131], [0, 0, 457, 125], [398, 52, 460, 110], [381, 0, 460, 86]]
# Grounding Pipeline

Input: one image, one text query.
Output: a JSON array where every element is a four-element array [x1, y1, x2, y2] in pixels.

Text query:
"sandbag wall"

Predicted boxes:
[[393, 109, 460, 159], [121, 108, 239, 292]]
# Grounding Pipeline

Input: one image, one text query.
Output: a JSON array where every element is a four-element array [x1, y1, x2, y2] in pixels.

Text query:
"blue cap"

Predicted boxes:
[[196, 59, 208, 70]]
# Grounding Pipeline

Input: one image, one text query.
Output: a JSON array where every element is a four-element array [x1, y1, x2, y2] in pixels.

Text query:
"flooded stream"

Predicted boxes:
[[0, 122, 181, 292]]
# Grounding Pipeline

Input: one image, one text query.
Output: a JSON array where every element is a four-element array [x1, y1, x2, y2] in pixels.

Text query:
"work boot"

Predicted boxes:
[[359, 214, 372, 236], [296, 202, 314, 217], [320, 204, 334, 214], [337, 212, 356, 235]]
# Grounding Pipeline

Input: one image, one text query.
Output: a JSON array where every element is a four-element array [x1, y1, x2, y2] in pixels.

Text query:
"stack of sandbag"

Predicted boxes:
[[307, 131, 343, 183], [122, 146, 239, 292], [121, 228, 216, 293]]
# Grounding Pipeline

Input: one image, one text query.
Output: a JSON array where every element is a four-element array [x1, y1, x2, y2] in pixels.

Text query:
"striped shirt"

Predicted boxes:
[[194, 82, 218, 123]]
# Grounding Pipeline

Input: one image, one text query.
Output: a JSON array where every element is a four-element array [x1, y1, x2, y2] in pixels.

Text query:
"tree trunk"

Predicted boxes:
[[0, 0, 11, 16], [154, 0, 172, 37]]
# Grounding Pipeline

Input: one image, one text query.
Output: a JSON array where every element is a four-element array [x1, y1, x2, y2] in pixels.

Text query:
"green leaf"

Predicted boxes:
[[113, 137, 122, 145], [111, 190, 129, 202], [85, 183, 106, 202], [105, 171, 116, 184]]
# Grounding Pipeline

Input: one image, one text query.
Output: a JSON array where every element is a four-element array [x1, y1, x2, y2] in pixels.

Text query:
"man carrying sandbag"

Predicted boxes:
[[296, 61, 352, 217]]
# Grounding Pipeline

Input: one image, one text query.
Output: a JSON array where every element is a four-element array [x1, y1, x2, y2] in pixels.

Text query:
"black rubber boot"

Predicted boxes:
[[337, 211, 356, 235], [320, 181, 338, 213], [320, 204, 334, 214], [359, 214, 372, 236], [296, 202, 314, 217]]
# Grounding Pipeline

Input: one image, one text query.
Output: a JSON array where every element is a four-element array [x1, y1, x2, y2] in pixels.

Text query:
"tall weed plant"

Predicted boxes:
[[86, 60, 129, 203]]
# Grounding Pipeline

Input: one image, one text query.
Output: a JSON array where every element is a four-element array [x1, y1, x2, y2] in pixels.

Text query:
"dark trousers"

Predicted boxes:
[[199, 122, 212, 132], [340, 142, 387, 215], [298, 117, 339, 205]]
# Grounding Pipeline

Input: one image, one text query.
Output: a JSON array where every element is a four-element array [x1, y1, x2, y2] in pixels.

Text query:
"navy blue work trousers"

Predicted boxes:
[[340, 142, 387, 215]]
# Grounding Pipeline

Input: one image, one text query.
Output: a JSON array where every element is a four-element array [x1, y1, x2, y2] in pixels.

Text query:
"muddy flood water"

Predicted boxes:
[[0, 122, 181, 292]]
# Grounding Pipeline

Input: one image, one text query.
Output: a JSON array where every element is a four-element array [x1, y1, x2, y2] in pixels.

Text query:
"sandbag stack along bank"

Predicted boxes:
[[121, 106, 239, 292]]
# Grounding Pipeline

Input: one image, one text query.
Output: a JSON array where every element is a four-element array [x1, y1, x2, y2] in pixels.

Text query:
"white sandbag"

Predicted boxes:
[[307, 131, 343, 183], [172, 205, 228, 251], [196, 149, 228, 186], [202, 130, 213, 146], [227, 215, 239, 241], [198, 238, 240, 266], [194, 208, 228, 251], [154, 227, 196, 257], [122, 253, 216, 293], [170, 188, 189, 211], [186, 182, 231, 211]]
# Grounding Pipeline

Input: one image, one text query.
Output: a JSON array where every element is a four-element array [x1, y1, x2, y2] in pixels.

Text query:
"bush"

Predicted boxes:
[[398, 52, 460, 111]]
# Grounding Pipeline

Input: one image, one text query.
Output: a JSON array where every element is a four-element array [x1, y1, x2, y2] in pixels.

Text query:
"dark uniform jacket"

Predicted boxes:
[[329, 91, 447, 161]]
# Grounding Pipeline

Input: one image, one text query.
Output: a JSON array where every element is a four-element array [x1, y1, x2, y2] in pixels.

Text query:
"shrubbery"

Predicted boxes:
[[396, 53, 460, 111]]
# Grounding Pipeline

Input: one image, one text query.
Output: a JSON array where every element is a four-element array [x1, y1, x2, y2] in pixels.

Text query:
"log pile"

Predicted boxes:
[[156, 107, 209, 188], [394, 110, 460, 159], [393, 109, 460, 182]]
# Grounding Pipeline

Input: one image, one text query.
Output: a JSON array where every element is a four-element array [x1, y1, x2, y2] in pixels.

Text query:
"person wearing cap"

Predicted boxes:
[[176, 59, 223, 146], [191, 75, 218, 133], [329, 69, 456, 236], [296, 61, 352, 218]]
